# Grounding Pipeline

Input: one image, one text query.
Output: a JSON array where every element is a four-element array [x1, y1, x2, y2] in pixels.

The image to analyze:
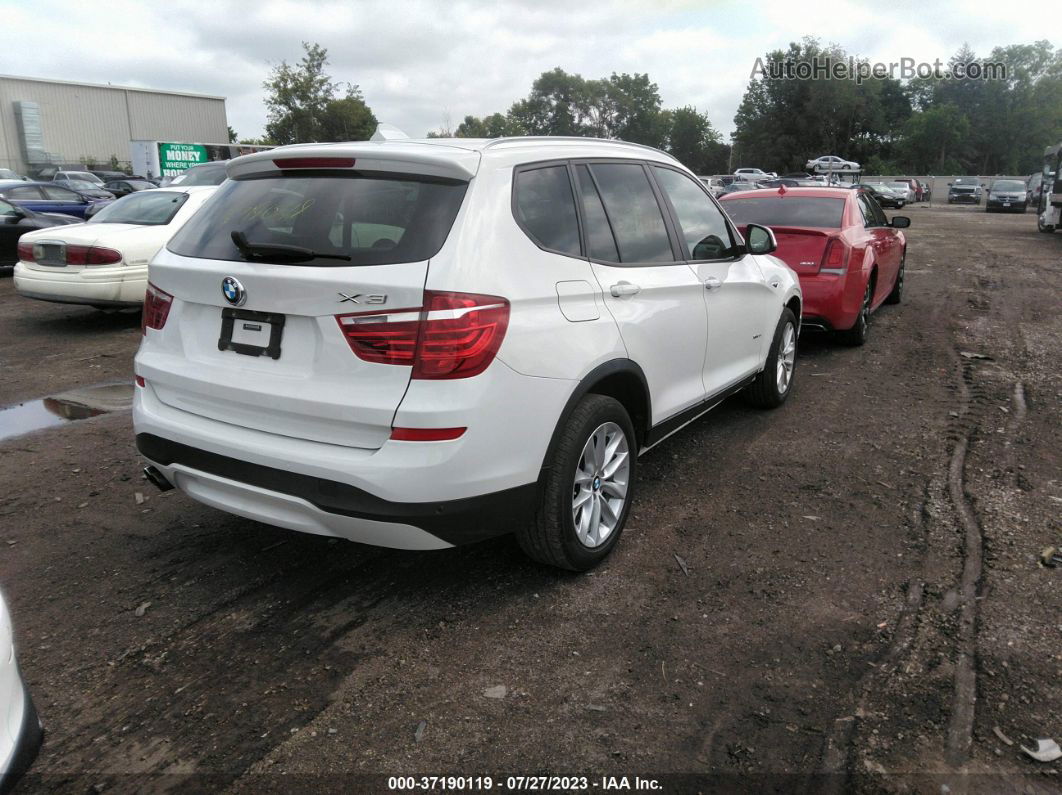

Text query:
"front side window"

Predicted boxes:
[[652, 167, 732, 260], [169, 173, 468, 267], [588, 163, 674, 263], [513, 165, 580, 256], [89, 191, 189, 225]]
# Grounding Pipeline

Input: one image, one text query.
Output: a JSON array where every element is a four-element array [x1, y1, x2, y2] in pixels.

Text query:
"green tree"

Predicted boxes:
[[227, 125, 238, 143], [319, 85, 377, 142], [733, 39, 911, 173], [665, 106, 726, 173], [263, 42, 376, 144]]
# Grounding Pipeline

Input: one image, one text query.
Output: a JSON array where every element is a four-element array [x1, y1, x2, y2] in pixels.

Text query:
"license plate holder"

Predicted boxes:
[[1003, 202, 1011, 207], [218, 308, 285, 360]]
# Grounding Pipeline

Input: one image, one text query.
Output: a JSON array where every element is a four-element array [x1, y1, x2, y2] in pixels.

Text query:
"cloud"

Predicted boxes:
[[4, 0, 1049, 142]]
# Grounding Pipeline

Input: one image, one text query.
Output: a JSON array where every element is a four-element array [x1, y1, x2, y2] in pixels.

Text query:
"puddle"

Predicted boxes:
[[0, 382, 134, 442]]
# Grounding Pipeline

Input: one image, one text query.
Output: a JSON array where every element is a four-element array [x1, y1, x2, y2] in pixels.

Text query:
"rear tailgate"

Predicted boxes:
[[137, 153, 473, 450]]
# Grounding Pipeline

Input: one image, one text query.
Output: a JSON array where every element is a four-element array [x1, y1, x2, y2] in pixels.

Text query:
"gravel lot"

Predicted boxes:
[[0, 205, 1059, 792]]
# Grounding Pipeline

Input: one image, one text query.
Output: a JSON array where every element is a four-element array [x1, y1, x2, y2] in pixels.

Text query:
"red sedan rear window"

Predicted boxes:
[[722, 197, 845, 228]]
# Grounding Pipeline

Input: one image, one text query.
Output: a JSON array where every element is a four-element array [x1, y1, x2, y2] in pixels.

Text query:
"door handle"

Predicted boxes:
[[610, 281, 641, 298], [703, 276, 723, 290]]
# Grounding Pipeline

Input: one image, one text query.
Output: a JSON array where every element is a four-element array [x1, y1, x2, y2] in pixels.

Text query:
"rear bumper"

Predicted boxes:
[[12, 262, 146, 306], [137, 433, 537, 548], [986, 199, 1026, 211], [132, 362, 573, 548], [797, 270, 862, 331]]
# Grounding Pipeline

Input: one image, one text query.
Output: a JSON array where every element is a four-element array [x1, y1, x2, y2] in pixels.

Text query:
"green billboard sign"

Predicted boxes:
[[158, 142, 208, 178]]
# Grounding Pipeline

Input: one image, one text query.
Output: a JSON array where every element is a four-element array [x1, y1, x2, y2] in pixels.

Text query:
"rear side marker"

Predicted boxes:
[[390, 427, 466, 442]]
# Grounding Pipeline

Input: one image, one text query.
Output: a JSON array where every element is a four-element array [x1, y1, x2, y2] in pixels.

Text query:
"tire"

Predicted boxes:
[[837, 278, 873, 347], [517, 395, 636, 571], [744, 308, 798, 409], [1037, 212, 1055, 234], [885, 249, 905, 305]]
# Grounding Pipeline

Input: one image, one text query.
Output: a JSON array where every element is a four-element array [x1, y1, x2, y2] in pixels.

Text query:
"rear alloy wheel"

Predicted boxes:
[[518, 395, 636, 571], [885, 250, 905, 305], [838, 279, 872, 346], [1037, 213, 1055, 234], [745, 308, 798, 408]]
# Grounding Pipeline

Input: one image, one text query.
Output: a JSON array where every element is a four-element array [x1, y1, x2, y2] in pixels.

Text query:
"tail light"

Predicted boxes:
[[16, 241, 34, 263], [820, 239, 848, 270], [336, 290, 510, 380], [66, 245, 123, 266], [142, 282, 173, 334]]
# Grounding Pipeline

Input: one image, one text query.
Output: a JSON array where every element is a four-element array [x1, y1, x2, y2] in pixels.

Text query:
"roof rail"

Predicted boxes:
[[480, 136, 676, 159]]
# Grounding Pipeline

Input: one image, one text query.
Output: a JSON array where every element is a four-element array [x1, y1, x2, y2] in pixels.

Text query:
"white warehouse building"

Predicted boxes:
[[0, 73, 229, 177]]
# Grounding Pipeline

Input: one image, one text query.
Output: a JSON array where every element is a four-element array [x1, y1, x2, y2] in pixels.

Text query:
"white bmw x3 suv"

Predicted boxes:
[[133, 136, 801, 570]]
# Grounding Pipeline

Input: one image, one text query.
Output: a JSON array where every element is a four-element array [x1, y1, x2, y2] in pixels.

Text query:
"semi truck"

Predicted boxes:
[[1036, 141, 1061, 234], [130, 140, 272, 182]]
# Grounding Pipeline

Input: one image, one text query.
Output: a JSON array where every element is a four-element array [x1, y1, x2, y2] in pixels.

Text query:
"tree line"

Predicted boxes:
[[242, 39, 1062, 177], [734, 38, 1062, 175]]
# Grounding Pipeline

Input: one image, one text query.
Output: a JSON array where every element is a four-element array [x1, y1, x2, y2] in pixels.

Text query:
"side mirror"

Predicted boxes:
[[746, 223, 777, 255], [891, 216, 911, 229]]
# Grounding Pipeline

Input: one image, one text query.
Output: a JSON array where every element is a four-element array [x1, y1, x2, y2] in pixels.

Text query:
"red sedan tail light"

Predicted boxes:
[[336, 291, 510, 380], [142, 282, 173, 334], [16, 241, 34, 263], [820, 239, 849, 270]]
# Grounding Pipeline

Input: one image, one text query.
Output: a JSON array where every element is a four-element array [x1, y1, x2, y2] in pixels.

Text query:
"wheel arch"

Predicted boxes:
[[539, 359, 651, 477]]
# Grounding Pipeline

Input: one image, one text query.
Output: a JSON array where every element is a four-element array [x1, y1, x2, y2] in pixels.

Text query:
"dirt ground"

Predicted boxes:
[[0, 204, 1059, 793]]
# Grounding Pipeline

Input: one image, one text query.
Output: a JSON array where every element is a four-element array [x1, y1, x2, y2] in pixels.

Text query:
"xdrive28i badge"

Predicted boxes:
[[222, 277, 246, 307]]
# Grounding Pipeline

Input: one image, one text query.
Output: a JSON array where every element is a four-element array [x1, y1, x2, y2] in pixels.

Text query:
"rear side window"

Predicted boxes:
[[168, 174, 468, 267], [589, 163, 674, 263], [42, 186, 79, 201], [513, 166, 580, 256], [575, 165, 619, 262], [722, 197, 846, 228]]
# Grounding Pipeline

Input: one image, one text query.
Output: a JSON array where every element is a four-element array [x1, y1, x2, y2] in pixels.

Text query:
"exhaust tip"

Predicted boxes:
[[143, 465, 174, 492]]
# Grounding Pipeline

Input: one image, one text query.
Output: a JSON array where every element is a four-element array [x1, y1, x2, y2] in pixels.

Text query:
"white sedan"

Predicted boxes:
[[13, 186, 215, 308], [806, 155, 860, 173]]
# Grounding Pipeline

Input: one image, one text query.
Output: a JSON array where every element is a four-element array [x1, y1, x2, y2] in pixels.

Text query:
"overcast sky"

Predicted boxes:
[[4, 0, 1050, 141]]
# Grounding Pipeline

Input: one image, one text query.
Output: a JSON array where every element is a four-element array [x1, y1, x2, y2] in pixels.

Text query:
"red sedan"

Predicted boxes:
[[720, 187, 909, 345]]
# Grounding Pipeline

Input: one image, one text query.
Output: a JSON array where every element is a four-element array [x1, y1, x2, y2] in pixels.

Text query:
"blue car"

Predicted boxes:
[[0, 180, 113, 219]]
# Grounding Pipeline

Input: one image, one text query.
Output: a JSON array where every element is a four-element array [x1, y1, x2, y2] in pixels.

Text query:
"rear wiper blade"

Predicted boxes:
[[230, 230, 351, 262]]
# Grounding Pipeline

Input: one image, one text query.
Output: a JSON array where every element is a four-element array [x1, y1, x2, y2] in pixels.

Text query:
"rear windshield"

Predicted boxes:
[[168, 173, 468, 266], [722, 197, 845, 228], [88, 191, 188, 225]]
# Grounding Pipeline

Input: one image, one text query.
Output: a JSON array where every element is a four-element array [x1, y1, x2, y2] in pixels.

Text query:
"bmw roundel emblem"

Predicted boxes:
[[222, 276, 246, 307]]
